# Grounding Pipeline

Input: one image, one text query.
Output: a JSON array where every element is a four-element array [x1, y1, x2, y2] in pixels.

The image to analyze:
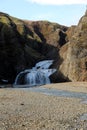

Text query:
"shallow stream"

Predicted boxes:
[[22, 87, 87, 121], [18, 86, 87, 100]]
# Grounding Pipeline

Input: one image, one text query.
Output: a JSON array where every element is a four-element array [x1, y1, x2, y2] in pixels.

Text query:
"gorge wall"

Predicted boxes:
[[0, 11, 87, 84], [58, 10, 87, 81]]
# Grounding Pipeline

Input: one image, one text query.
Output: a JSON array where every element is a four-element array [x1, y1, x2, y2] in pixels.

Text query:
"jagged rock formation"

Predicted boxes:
[[0, 10, 87, 84], [0, 12, 68, 84], [24, 20, 67, 48], [66, 25, 76, 41], [58, 10, 87, 81]]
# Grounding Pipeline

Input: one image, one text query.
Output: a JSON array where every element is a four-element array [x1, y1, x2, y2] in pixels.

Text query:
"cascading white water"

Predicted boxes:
[[35, 60, 53, 69], [14, 60, 56, 86], [25, 70, 50, 86]]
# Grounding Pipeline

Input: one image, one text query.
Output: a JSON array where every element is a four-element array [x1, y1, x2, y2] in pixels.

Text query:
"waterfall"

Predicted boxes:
[[14, 60, 56, 86], [35, 60, 53, 69]]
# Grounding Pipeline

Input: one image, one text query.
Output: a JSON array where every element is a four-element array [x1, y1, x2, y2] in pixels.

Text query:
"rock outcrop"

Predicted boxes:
[[58, 10, 87, 81], [24, 21, 67, 48]]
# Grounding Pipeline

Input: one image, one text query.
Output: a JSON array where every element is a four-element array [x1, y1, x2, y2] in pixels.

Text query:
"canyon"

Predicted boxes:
[[0, 10, 87, 85]]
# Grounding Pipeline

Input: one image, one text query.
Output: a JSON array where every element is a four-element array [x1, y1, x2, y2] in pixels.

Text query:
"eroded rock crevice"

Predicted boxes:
[[0, 11, 87, 84]]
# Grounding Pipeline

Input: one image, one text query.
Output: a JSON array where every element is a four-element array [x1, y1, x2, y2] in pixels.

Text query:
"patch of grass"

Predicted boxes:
[[0, 16, 10, 24]]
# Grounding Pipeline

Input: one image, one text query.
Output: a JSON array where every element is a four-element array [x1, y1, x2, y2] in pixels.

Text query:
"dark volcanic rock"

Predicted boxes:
[[0, 12, 68, 84], [1, 10, 87, 84]]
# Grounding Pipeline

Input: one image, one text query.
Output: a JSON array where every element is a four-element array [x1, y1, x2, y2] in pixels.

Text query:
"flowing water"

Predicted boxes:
[[20, 87, 87, 100], [14, 60, 56, 86], [13, 60, 87, 121], [14, 84, 87, 121], [80, 113, 87, 121]]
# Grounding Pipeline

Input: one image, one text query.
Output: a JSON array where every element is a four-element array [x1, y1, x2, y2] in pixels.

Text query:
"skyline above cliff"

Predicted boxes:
[[0, 0, 86, 26]]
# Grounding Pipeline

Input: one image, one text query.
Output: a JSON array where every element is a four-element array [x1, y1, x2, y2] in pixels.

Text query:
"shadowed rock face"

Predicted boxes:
[[0, 12, 68, 84], [58, 10, 87, 81], [0, 11, 87, 84], [24, 20, 67, 48]]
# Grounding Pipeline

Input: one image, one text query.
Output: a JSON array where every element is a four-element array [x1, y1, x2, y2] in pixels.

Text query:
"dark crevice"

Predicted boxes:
[[33, 25, 46, 42], [59, 31, 67, 47]]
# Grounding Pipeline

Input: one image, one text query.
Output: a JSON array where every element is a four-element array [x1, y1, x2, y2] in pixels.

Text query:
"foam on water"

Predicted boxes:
[[14, 60, 56, 86]]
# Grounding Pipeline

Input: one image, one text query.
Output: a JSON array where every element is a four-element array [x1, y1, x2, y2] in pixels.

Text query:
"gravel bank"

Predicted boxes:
[[0, 82, 87, 130]]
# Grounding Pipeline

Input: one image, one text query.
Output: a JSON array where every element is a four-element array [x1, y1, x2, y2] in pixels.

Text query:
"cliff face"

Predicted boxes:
[[24, 20, 67, 48], [0, 12, 68, 83], [58, 10, 87, 81], [0, 11, 87, 84]]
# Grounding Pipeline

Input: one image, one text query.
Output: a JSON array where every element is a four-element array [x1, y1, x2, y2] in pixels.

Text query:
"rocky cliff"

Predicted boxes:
[[0, 12, 68, 84], [58, 10, 87, 81], [0, 11, 87, 84]]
